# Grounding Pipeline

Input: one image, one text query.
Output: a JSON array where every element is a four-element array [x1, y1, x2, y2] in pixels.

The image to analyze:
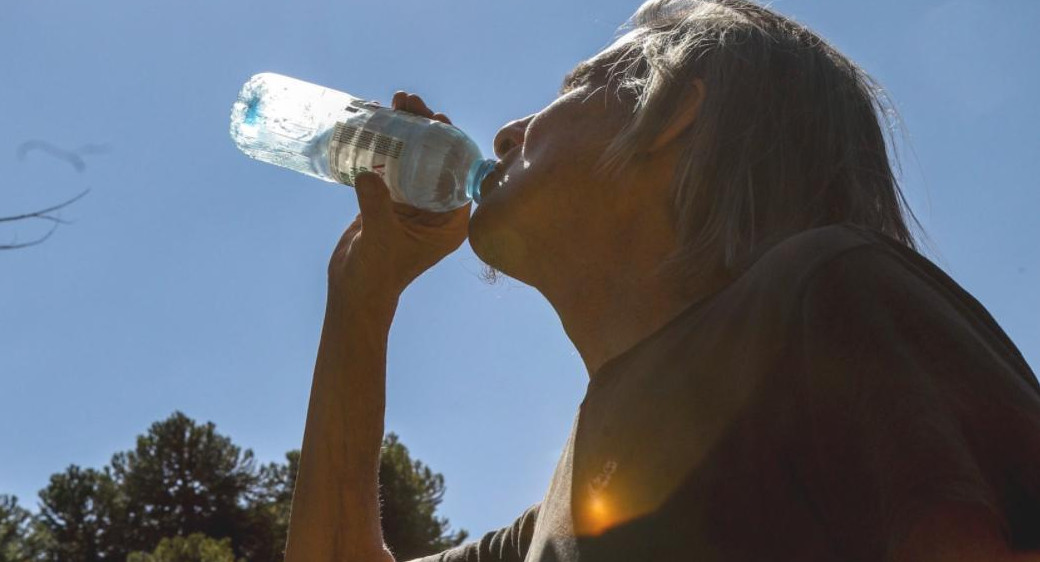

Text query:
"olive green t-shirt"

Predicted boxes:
[[413, 224, 1040, 562]]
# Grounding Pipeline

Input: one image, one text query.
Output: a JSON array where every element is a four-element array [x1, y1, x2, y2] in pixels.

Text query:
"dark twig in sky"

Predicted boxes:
[[0, 189, 91, 250], [4, 140, 104, 249], [0, 189, 91, 223], [0, 222, 60, 250]]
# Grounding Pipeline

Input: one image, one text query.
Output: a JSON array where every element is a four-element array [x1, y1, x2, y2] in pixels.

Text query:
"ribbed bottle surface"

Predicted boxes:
[[230, 72, 494, 211]]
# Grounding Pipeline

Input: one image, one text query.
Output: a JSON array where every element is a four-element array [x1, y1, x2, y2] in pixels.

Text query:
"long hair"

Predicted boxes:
[[591, 0, 920, 288]]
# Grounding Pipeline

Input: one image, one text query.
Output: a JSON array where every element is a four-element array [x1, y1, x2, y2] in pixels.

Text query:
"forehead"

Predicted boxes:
[[559, 29, 644, 96]]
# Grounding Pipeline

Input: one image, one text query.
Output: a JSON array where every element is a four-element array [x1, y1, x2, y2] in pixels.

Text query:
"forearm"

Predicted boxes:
[[285, 290, 400, 562], [285, 91, 470, 557]]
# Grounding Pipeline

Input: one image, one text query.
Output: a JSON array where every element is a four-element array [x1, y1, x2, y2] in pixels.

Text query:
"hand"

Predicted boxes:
[[328, 92, 471, 300]]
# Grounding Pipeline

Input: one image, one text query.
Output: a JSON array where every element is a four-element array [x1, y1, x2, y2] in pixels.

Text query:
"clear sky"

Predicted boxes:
[[2, 0, 1038, 540]]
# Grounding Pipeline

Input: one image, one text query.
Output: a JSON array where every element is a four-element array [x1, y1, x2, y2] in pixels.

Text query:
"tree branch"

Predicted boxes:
[[0, 189, 90, 249], [0, 189, 91, 223]]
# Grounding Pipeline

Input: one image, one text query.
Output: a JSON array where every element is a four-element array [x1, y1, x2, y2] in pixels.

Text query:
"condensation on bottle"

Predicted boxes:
[[229, 72, 496, 212]]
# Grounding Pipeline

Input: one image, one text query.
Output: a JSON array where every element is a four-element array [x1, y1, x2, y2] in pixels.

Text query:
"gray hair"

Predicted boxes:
[[584, 0, 919, 289]]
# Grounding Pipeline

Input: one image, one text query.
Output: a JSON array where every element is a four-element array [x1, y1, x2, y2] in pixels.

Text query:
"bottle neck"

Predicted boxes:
[[466, 158, 498, 205]]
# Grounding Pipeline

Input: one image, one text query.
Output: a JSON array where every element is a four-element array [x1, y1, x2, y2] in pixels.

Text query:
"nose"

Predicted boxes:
[[492, 114, 535, 159]]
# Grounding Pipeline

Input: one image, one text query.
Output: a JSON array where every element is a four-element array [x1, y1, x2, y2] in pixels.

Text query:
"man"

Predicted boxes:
[[284, 0, 1040, 560]]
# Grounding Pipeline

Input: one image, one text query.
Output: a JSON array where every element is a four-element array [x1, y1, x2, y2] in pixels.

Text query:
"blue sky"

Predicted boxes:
[[2, 0, 1038, 540]]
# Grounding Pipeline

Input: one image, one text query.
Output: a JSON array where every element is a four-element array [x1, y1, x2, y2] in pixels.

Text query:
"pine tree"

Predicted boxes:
[[28, 414, 468, 560]]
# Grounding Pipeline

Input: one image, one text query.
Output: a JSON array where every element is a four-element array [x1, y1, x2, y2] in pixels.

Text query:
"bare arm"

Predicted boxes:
[[284, 281, 399, 562], [284, 93, 469, 562]]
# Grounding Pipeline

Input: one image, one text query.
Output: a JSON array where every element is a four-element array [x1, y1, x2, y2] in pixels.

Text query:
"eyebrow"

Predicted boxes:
[[559, 60, 597, 96]]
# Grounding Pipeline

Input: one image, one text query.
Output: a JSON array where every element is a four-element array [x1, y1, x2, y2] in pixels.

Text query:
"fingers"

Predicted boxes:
[[355, 170, 450, 224], [392, 91, 409, 110], [404, 93, 433, 116], [391, 91, 452, 124]]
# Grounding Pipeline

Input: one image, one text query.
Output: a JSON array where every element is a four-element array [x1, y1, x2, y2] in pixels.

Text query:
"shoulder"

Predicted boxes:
[[681, 224, 902, 362], [754, 223, 880, 268], [736, 223, 883, 291], [792, 224, 984, 332], [732, 223, 1030, 376], [787, 224, 959, 342], [723, 223, 892, 315], [749, 223, 955, 319], [786, 226, 1038, 395], [751, 222, 946, 281]]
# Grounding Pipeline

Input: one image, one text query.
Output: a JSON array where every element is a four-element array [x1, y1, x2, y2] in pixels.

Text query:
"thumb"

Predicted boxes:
[[354, 171, 391, 220]]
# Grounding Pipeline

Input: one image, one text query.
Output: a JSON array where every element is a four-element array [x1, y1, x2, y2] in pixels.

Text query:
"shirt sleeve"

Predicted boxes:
[[407, 503, 540, 562], [788, 242, 1040, 561]]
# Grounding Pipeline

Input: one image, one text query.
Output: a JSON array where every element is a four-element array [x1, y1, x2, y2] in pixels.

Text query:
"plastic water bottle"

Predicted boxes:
[[229, 72, 496, 212]]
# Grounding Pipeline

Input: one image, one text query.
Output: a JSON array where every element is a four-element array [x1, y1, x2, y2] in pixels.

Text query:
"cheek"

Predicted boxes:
[[522, 123, 602, 183], [469, 99, 622, 236]]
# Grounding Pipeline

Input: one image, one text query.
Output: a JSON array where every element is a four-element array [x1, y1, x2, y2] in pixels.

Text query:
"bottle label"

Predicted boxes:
[[328, 104, 406, 199]]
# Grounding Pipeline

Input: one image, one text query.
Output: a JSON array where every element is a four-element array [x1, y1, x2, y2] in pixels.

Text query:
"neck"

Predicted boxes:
[[537, 248, 716, 379]]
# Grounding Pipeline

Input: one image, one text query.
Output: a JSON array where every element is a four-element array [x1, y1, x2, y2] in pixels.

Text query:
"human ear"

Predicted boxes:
[[647, 79, 706, 153]]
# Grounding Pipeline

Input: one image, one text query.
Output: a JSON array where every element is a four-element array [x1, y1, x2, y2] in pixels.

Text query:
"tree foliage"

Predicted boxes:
[[37, 466, 124, 561], [1, 495, 48, 562], [250, 449, 299, 560], [126, 533, 242, 562], [380, 433, 468, 560], [5, 413, 466, 561], [110, 412, 258, 554]]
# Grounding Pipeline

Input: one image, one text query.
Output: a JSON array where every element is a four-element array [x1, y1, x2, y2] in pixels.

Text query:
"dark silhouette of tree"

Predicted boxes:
[[37, 465, 125, 561], [126, 533, 241, 562], [248, 450, 299, 561], [1, 495, 48, 561], [257, 437, 469, 560], [379, 433, 468, 559], [14, 414, 467, 561], [110, 412, 258, 558]]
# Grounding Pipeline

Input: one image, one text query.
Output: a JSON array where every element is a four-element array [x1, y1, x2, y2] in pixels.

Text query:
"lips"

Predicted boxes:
[[479, 160, 508, 200]]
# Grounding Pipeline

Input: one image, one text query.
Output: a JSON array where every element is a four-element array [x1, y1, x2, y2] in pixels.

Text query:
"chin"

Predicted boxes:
[[467, 204, 532, 285], [467, 207, 505, 271]]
